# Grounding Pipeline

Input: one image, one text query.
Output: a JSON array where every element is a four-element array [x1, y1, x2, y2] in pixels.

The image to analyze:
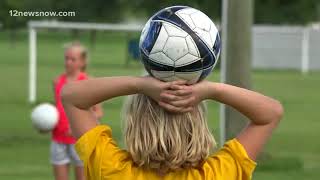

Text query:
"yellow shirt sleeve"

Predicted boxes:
[[204, 139, 257, 180], [75, 125, 131, 180]]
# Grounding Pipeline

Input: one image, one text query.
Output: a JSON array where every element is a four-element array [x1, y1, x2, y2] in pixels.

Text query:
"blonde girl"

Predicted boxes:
[[61, 76, 283, 180]]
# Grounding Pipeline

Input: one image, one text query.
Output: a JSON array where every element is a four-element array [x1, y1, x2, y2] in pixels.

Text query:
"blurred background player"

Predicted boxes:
[[52, 42, 103, 180]]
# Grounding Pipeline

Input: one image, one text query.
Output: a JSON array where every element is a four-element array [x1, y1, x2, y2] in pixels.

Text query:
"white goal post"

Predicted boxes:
[[28, 20, 144, 104]]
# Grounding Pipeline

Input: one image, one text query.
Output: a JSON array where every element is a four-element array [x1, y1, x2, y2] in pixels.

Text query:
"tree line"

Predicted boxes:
[[0, 0, 319, 30]]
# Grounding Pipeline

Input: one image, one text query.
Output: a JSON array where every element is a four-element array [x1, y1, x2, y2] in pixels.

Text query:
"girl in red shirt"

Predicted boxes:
[[52, 42, 103, 180]]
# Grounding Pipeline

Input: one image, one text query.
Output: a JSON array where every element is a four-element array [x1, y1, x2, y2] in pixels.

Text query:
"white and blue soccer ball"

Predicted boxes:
[[139, 6, 221, 84]]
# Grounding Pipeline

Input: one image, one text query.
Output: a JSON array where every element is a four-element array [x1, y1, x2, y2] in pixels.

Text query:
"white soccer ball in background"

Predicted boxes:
[[139, 6, 221, 84], [31, 103, 58, 131]]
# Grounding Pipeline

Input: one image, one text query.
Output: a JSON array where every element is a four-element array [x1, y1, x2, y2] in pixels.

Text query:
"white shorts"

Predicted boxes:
[[50, 141, 83, 166]]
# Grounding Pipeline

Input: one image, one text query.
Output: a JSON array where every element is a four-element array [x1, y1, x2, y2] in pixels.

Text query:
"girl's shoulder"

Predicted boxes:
[[53, 73, 66, 85], [78, 72, 89, 80], [204, 139, 256, 179]]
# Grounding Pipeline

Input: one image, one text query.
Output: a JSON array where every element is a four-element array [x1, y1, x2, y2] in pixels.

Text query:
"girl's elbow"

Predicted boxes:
[[271, 100, 284, 123], [96, 112, 104, 120], [257, 101, 283, 126]]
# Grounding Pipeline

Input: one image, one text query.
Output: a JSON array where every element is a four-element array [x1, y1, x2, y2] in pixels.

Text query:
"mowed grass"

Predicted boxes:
[[0, 30, 319, 179]]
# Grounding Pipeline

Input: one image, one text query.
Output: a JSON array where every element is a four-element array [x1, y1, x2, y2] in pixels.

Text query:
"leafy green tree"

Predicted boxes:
[[128, 0, 221, 21], [254, 0, 319, 24], [0, 0, 319, 30]]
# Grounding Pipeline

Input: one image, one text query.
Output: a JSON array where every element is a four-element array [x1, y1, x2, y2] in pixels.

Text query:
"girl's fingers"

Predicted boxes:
[[162, 81, 173, 89], [158, 101, 183, 113], [162, 80, 186, 90], [165, 89, 192, 96], [170, 80, 191, 90], [158, 101, 193, 113], [172, 80, 187, 86], [168, 97, 195, 107], [160, 92, 183, 101], [160, 91, 193, 103], [170, 84, 186, 90], [160, 93, 195, 109], [176, 89, 192, 96]]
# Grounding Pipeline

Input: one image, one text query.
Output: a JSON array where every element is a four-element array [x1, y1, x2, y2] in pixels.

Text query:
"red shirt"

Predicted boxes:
[[52, 72, 87, 144]]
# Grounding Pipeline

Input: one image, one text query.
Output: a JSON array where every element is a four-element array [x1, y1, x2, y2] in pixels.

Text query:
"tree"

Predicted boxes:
[[255, 0, 319, 24], [128, 0, 221, 21]]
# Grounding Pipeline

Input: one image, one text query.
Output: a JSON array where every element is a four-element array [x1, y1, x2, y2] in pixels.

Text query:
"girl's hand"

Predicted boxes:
[[139, 77, 194, 113], [159, 80, 212, 110], [138, 76, 170, 102]]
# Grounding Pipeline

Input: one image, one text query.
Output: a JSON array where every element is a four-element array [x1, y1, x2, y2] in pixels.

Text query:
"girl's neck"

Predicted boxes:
[[66, 70, 82, 81]]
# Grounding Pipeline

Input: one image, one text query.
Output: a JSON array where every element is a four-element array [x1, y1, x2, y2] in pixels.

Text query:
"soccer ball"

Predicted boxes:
[[139, 6, 221, 84], [31, 103, 58, 131]]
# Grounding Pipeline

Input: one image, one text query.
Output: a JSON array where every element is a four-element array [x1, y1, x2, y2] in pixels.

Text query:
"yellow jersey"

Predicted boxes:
[[75, 125, 256, 180]]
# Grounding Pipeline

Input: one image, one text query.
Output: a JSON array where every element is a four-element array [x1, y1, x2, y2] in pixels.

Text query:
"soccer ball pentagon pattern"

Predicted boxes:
[[139, 6, 221, 84]]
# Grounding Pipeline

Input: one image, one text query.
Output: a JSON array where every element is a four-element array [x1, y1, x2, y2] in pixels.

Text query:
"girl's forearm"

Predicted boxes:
[[208, 82, 283, 125], [61, 76, 142, 109]]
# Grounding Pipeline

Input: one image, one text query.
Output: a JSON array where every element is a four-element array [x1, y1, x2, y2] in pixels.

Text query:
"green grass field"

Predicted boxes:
[[0, 30, 319, 179]]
